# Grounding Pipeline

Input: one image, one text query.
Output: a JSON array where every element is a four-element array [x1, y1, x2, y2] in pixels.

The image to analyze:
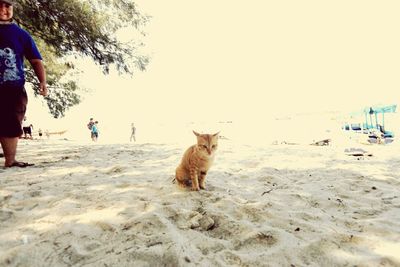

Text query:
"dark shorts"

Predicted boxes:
[[0, 86, 28, 137], [23, 127, 32, 135]]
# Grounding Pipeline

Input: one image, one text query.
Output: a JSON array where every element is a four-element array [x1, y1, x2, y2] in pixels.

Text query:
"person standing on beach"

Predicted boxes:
[[91, 121, 99, 142], [22, 116, 33, 139], [45, 129, 50, 139], [130, 123, 136, 142], [0, 0, 47, 167], [87, 118, 94, 130], [87, 117, 95, 140]]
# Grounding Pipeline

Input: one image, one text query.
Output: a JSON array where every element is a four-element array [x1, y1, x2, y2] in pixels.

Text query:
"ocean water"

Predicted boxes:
[[56, 112, 345, 147]]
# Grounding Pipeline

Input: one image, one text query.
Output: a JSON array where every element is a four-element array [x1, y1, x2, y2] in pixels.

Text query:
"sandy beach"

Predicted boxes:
[[2, 0, 400, 265], [1, 137, 399, 266]]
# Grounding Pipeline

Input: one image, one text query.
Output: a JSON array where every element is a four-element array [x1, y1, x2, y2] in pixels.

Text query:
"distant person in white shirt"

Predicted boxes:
[[22, 117, 33, 139]]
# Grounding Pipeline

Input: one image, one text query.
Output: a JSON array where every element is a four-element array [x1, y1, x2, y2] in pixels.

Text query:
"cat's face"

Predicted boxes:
[[193, 131, 219, 156]]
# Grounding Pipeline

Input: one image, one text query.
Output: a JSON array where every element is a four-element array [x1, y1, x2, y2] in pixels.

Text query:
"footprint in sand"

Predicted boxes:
[[204, 214, 246, 241], [233, 231, 278, 251], [0, 194, 12, 205], [189, 213, 215, 231], [0, 209, 14, 221], [221, 251, 244, 265], [61, 243, 91, 265], [28, 190, 42, 197], [122, 213, 167, 236], [234, 205, 266, 223], [353, 208, 383, 218], [105, 166, 125, 174], [93, 221, 116, 232]]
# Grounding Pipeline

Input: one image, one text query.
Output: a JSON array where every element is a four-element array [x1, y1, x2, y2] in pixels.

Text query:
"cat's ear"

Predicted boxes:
[[193, 130, 200, 136], [213, 132, 220, 137]]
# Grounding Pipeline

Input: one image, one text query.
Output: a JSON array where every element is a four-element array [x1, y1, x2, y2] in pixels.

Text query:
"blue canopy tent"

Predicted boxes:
[[363, 104, 397, 137]]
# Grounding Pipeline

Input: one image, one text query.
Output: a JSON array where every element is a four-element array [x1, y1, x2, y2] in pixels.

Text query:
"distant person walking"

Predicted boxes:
[[0, 0, 47, 167], [22, 116, 33, 139], [130, 123, 136, 142], [87, 118, 94, 130], [87, 117, 95, 140], [91, 121, 99, 142], [45, 129, 50, 139]]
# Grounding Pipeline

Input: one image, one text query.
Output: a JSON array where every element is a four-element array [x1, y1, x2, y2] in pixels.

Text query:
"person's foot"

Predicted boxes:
[[5, 161, 35, 168]]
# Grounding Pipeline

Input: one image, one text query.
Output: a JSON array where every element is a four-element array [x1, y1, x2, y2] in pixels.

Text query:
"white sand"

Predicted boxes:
[[1, 137, 399, 266]]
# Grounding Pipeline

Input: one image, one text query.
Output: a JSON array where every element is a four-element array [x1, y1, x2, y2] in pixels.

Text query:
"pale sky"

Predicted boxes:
[[29, 0, 400, 140]]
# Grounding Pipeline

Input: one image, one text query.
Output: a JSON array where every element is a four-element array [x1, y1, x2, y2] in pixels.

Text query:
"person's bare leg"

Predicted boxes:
[[0, 137, 18, 167]]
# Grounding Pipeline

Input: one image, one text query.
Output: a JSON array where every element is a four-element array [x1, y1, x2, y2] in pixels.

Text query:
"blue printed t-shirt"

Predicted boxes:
[[0, 23, 42, 88], [91, 125, 98, 134]]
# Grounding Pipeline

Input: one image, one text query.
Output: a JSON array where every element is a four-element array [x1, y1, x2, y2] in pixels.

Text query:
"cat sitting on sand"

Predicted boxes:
[[175, 131, 219, 191]]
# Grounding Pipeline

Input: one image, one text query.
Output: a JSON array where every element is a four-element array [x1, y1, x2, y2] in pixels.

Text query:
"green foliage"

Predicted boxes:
[[24, 39, 81, 118], [14, 0, 149, 117]]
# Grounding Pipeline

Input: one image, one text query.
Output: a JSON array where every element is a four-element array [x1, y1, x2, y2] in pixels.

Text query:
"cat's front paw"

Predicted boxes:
[[199, 184, 206, 190], [191, 186, 200, 191]]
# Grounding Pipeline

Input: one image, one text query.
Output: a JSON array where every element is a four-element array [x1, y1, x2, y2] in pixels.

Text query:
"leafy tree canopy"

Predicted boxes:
[[14, 0, 150, 118]]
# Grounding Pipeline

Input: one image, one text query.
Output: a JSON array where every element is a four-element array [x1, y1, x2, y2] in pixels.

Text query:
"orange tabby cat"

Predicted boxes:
[[175, 131, 219, 191]]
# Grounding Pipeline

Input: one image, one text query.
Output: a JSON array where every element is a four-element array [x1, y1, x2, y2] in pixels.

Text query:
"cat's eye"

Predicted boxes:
[[202, 145, 207, 149], [212, 145, 216, 148]]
